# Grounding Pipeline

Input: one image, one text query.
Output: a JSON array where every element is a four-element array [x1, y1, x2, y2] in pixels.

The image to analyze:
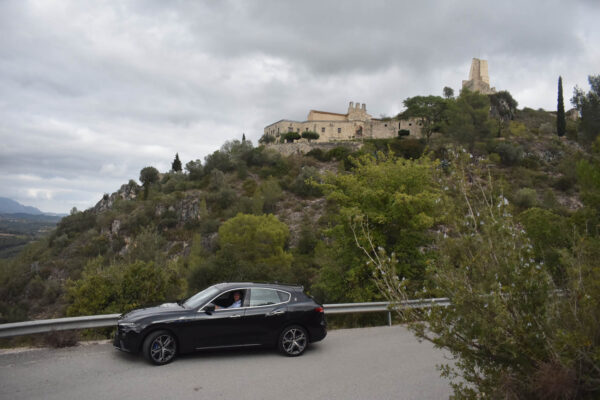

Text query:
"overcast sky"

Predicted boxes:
[[1, 0, 598, 213]]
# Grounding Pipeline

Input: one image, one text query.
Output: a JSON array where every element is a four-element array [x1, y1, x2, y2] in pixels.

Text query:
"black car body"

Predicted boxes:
[[114, 282, 327, 364]]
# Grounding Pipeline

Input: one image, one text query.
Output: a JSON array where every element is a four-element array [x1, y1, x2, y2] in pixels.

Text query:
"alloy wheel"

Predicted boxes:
[[281, 327, 307, 356], [150, 334, 176, 364]]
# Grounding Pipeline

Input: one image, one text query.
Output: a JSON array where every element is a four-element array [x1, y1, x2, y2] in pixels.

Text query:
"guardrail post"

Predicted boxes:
[[387, 311, 392, 327]]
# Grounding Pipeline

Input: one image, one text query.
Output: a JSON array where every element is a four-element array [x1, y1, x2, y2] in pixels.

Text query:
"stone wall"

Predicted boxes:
[[266, 141, 362, 156]]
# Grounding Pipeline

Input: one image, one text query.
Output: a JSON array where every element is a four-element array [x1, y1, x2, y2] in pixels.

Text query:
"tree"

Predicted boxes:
[[489, 90, 518, 137], [365, 150, 600, 398], [171, 153, 182, 172], [212, 214, 293, 283], [443, 86, 454, 99], [139, 166, 159, 186], [400, 96, 447, 142], [259, 133, 276, 144], [66, 257, 186, 315], [557, 76, 566, 137], [281, 132, 301, 143], [572, 75, 600, 143], [139, 166, 159, 199], [313, 152, 442, 302], [301, 131, 320, 142], [445, 89, 493, 144], [185, 159, 203, 180]]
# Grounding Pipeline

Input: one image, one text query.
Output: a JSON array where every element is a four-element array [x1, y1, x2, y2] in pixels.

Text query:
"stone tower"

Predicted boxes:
[[462, 58, 496, 94]]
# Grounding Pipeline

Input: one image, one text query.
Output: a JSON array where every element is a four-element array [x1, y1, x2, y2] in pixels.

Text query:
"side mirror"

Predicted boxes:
[[204, 304, 216, 314]]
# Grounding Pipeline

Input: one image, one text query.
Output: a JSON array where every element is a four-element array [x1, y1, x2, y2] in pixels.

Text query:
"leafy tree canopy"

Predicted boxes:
[[301, 131, 320, 141], [400, 95, 448, 141], [572, 75, 600, 143], [314, 152, 442, 301], [139, 166, 159, 187]]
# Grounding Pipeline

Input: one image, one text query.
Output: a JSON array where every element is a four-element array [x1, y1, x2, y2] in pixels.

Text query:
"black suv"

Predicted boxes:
[[114, 282, 327, 365]]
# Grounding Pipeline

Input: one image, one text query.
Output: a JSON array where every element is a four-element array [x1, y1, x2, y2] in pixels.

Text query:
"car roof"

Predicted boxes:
[[214, 282, 304, 292]]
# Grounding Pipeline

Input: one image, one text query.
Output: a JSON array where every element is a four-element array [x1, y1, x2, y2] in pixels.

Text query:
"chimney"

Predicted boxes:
[[362, 103, 366, 111], [348, 102, 354, 112]]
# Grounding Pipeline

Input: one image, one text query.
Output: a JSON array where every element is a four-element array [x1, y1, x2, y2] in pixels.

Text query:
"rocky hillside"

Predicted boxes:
[[0, 90, 594, 326]]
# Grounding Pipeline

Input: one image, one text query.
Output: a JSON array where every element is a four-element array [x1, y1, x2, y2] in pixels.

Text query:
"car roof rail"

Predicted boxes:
[[251, 281, 304, 290]]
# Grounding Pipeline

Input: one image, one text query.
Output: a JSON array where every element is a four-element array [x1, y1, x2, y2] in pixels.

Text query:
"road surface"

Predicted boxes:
[[0, 325, 452, 400]]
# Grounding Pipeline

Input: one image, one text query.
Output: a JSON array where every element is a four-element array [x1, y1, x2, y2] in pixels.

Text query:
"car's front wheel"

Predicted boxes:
[[278, 325, 308, 357], [143, 330, 177, 365]]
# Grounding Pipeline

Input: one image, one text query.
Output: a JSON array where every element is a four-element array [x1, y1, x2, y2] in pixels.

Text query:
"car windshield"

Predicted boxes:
[[182, 286, 221, 309]]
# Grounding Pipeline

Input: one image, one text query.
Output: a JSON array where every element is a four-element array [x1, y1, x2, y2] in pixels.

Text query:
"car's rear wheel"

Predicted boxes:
[[278, 325, 308, 356], [143, 330, 177, 365]]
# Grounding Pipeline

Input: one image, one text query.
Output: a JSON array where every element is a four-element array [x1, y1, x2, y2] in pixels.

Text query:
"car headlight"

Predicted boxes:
[[118, 322, 141, 332]]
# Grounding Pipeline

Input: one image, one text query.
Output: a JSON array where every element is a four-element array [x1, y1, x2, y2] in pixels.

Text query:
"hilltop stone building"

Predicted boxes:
[[264, 102, 422, 143], [462, 58, 496, 95]]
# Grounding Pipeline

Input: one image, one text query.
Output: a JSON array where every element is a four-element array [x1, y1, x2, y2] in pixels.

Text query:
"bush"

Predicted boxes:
[[326, 146, 352, 161], [242, 178, 257, 196], [185, 159, 204, 180], [306, 148, 327, 161], [66, 258, 186, 316], [398, 129, 410, 136], [281, 132, 301, 142], [513, 188, 538, 209], [495, 142, 523, 166], [259, 133, 276, 144], [289, 167, 322, 198], [301, 131, 320, 141]]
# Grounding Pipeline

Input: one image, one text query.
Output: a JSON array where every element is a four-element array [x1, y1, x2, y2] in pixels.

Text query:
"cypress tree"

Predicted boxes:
[[171, 153, 182, 172], [557, 76, 566, 137]]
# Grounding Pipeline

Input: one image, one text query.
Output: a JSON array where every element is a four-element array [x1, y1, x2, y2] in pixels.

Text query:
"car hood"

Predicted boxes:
[[120, 302, 185, 322]]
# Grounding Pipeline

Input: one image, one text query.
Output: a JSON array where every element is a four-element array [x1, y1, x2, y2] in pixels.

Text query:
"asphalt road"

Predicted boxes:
[[0, 325, 452, 400]]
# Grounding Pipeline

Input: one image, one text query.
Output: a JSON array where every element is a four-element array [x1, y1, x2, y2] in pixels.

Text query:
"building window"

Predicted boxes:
[[337, 128, 341, 133], [288, 127, 293, 132], [384, 124, 387, 127], [321, 127, 325, 133]]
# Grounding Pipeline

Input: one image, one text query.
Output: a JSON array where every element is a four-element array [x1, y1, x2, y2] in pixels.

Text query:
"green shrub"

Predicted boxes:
[[326, 146, 351, 161], [306, 148, 327, 161], [495, 142, 523, 166], [513, 188, 538, 209], [289, 166, 322, 198], [301, 131, 320, 141], [242, 178, 257, 196], [281, 132, 301, 142]]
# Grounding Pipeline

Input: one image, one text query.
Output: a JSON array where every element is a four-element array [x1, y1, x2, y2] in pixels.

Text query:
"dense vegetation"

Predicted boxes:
[[1, 75, 599, 398]]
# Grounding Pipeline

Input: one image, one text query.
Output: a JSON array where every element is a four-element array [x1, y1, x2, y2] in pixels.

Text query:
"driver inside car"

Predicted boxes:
[[215, 291, 242, 310]]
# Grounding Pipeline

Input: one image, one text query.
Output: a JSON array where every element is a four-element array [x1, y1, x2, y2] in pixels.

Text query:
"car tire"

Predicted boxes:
[[143, 330, 177, 365], [278, 325, 308, 357]]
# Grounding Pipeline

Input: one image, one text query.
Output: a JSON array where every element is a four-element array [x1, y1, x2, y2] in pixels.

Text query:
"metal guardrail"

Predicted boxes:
[[0, 298, 450, 338], [0, 314, 121, 338]]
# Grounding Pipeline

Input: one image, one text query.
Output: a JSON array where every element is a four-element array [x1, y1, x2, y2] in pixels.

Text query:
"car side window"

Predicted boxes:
[[277, 290, 290, 302], [212, 289, 246, 309], [249, 288, 282, 307]]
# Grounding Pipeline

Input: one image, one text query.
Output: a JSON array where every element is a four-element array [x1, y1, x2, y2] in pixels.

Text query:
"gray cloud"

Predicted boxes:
[[0, 0, 598, 213]]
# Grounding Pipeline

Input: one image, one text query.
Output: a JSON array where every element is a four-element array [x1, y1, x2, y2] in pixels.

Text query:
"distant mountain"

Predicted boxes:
[[0, 197, 43, 215]]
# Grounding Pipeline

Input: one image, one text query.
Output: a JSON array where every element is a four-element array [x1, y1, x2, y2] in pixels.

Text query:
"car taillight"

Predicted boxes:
[[315, 306, 324, 313]]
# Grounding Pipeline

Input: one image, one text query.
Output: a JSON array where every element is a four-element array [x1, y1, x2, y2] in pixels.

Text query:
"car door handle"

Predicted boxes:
[[229, 314, 242, 318], [268, 310, 285, 316]]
